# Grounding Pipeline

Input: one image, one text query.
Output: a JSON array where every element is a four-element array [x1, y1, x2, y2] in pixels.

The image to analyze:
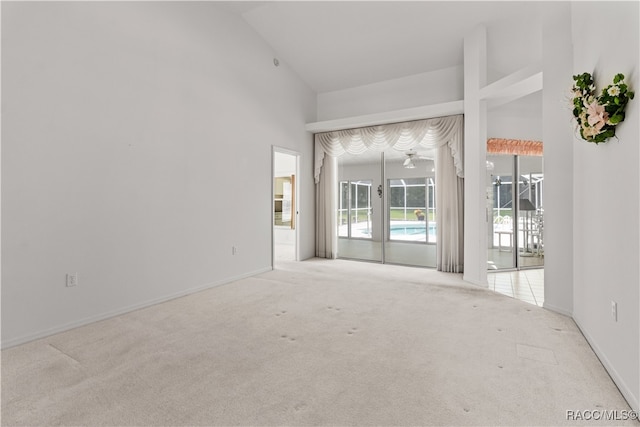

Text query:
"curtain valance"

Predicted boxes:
[[313, 114, 464, 272], [314, 115, 464, 183]]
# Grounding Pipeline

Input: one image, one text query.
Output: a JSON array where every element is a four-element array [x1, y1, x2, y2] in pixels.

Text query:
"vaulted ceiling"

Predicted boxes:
[[220, 1, 546, 93]]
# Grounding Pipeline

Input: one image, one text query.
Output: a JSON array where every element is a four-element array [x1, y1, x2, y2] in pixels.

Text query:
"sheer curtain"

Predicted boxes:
[[435, 142, 464, 272], [314, 115, 464, 272], [315, 154, 337, 258]]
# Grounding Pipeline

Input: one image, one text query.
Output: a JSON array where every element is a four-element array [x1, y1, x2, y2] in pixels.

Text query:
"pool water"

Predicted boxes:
[[390, 223, 436, 236]]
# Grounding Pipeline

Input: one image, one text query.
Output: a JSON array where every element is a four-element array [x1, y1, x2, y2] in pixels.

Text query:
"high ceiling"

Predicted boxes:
[[220, 1, 546, 93]]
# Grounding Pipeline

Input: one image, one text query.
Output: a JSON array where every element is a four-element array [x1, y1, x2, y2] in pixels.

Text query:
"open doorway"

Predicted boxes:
[[272, 148, 299, 264], [486, 140, 544, 307], [487, 154, 544, 270]]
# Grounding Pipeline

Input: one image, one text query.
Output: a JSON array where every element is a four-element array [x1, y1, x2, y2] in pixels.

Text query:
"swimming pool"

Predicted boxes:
[[341, 221, 437, 241], [389, 223, 436, 237]]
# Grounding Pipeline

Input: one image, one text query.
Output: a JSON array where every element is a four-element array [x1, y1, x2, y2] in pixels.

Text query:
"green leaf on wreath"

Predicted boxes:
[[609, 114, 623, 124]]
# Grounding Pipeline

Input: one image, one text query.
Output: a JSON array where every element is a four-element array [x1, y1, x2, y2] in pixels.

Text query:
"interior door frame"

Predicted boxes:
[[271, 146, 301, 267]]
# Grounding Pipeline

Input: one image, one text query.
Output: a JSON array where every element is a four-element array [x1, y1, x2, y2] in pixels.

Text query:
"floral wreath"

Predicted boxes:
[[571, 72, 634, 144]]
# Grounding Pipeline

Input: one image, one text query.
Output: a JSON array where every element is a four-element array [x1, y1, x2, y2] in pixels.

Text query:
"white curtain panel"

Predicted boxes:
[[315, 155, 338, 259], [314, 115, 464, 272], [436, 142, 465, 273]]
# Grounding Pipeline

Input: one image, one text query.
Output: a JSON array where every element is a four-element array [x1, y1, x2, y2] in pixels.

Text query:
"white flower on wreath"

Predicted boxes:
[[607, 85, 621, 96]]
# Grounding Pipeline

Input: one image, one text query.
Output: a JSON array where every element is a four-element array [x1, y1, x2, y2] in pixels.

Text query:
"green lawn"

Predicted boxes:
[[339, 209, 436, 224], [389, 209, 434, 221], [339, 210, 370, 224]]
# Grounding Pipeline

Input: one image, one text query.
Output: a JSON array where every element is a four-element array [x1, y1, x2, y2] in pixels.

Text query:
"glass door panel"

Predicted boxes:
[[335, 147, 441, 268], [337, 151, 382, 262], [349, 181, 373, 238], [384, 149, 436, 268], [487, 155, 516, 270], [388, 178, 428, 243], [518, 156, 544, 268]]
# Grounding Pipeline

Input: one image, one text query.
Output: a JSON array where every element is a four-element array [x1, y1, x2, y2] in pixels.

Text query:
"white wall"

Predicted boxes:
[[570, 1, 640, 410], [317, 66, 463, 121], [1, 2, 316, 347], [274, 151, 296, 178], [488, 92, 542, 142]]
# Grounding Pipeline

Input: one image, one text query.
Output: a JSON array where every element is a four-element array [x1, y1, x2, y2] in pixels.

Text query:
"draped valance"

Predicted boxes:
[[314, 115, 464, 183]]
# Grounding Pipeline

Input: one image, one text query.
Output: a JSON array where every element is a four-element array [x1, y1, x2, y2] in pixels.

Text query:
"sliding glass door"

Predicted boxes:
[[487, 154, 544, 270], [337, 151, 382, 262], [487, 155, 515, 270], [518, 156, 544, 268], [336, 148, 437, 267], [384, 150, 436, 267]]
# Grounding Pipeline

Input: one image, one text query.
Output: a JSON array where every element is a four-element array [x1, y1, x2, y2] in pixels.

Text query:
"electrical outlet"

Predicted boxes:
[[66, 273, 78, 287], [232, 246, 238, 255], [611, 301, 617, 322]]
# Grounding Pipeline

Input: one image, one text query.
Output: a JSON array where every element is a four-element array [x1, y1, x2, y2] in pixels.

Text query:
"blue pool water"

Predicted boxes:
[[390, 223, 436, 236]]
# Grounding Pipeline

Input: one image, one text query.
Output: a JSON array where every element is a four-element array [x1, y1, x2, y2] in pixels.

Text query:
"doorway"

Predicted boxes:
[[487, 154, 544, 270], [272, 148, 299, 263]]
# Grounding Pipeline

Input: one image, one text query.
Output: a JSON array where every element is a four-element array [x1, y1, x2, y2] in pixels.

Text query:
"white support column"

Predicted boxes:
[[463, 25, 488, 286], [541, 4, 574, 315]]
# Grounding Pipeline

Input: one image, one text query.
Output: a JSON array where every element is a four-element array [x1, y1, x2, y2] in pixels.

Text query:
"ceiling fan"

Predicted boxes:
[[402, 149, 433, 169]]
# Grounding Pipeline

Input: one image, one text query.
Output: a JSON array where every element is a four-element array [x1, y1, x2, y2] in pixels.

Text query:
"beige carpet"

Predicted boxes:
[[1, 258, 635, 426]]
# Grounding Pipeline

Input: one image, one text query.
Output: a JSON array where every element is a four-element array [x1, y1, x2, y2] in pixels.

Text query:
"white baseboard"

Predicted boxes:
[[573, 314, 639, 412], [1, 266, 272, 350], [542, 302, 573, 317], [463, 277, 489, 287]]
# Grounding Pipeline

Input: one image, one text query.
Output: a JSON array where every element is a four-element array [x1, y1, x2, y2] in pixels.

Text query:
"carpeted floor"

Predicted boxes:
[[1, 258, 635, 426]]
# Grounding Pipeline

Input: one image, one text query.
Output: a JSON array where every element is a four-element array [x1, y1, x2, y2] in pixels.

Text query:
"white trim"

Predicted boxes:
[[305, 101, 464, 133], [271, 146, 300, 157], [479, 62, 543, 101], [271, 148, 275, 268], [573, 314, 639, 412], [0, 266, 272, 350], [543, 302, 573, 317]]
